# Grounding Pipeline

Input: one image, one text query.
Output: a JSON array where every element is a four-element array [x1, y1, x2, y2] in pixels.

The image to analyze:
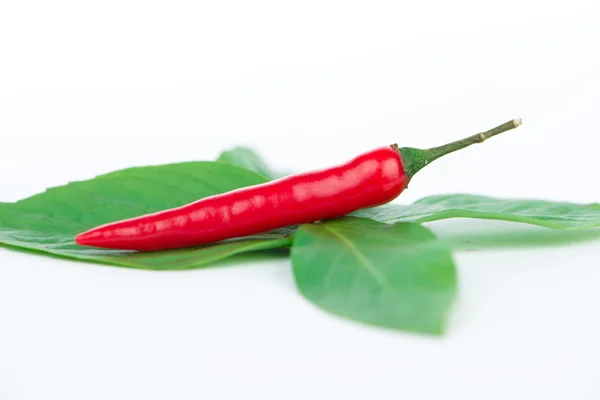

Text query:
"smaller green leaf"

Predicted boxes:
[[353, 194, 600, 230], [291, 217, 457, 335], [217, 146, 282, 180]]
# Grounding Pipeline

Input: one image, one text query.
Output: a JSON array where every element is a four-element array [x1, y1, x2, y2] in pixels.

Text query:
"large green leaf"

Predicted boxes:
[[353, 194, 600, 230], [0, 161, 293, 269], [217, 146, 282, 180], [291, 217, 457, 335]]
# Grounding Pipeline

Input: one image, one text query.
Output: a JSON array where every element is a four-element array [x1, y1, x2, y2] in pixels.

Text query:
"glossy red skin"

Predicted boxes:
[[75, 146, 408, 251]]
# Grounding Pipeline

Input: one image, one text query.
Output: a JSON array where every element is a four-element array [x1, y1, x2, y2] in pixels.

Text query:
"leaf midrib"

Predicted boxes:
[[320, 224, 392, 290]]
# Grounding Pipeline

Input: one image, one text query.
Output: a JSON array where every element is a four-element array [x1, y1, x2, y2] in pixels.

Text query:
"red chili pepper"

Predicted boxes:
[[75, 119, 521, 251]]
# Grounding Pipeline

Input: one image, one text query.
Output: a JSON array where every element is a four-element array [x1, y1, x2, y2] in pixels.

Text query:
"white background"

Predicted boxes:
[[1, 1, 600, 399]]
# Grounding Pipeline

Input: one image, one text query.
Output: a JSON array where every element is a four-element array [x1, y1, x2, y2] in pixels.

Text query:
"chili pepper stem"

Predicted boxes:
[[394, 118, 522, 181]]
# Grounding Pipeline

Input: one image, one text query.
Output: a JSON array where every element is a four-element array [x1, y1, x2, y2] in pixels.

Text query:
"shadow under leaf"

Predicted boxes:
[[429, 219, 600, 251]]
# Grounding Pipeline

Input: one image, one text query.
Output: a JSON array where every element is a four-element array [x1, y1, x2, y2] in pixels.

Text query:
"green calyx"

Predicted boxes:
[[394, 118, 522, 182]]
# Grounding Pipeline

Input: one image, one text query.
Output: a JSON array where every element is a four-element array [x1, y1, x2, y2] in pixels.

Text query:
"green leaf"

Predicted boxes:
[[353, 194, 600, 230], [217, 146, 282, 180], [291, 217, 457, 335], [0, 161, 293, 269]]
